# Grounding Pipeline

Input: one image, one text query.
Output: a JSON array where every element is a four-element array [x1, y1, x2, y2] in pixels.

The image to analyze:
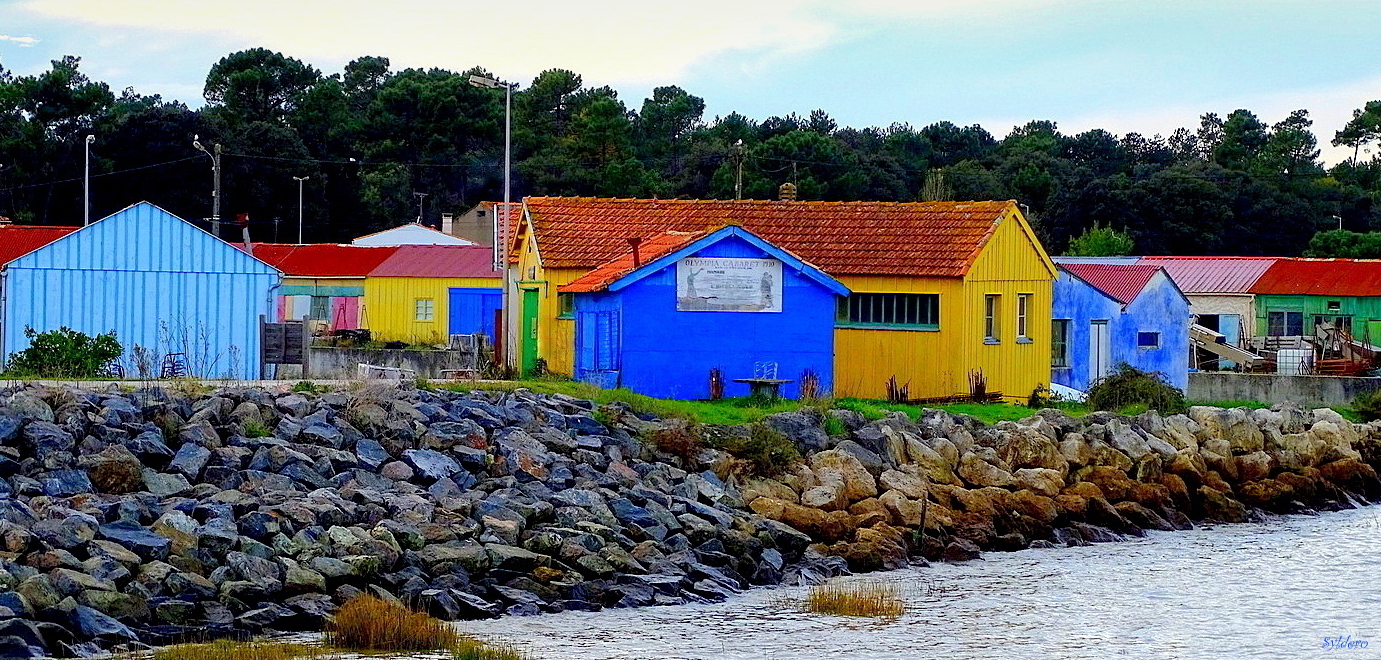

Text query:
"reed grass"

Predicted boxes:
[[804, 581, 907, 618], [147, 640, 325, 660], [452, 637, 534, 660], [324, 595, 459, 651]]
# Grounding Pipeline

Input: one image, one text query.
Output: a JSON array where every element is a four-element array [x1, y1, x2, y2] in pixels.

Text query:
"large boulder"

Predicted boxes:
[[956, 452, 1014, 488], [810, 450, 877, 502]]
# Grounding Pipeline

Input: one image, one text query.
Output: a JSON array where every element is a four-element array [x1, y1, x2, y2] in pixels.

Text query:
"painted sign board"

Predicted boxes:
[[676, 257, 783, 312]]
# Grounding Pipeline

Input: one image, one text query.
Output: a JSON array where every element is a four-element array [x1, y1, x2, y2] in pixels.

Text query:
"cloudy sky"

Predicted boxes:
[[2, 0, 1379, 163]]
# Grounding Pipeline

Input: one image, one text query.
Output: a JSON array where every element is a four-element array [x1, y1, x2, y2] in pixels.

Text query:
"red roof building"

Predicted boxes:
[[369, 245, 501, 278], [0, 225, 79, 265], [246, 243, 400, 277], [1249, 258, 1381, 296], [1060, 263, 1165, 305]]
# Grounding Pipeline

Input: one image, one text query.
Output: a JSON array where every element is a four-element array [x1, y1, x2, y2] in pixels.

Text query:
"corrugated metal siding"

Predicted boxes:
[[362, 276, 501, 343], [1254, 294, 1381, 344], [1060, 264, 1161, 305], [1140, 257, 1276, 294], [1249, 258, 1381, 296], [370, 245, 501, 278], [3, 203, 279, 379]]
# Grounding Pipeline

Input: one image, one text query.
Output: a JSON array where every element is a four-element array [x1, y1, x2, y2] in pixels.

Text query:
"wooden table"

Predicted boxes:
[[733, 378, 793, 401]]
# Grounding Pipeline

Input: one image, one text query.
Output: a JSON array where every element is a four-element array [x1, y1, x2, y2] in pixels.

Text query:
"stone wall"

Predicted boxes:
[[1188, 372, 1381, 407], [287, 346, 478, 379]]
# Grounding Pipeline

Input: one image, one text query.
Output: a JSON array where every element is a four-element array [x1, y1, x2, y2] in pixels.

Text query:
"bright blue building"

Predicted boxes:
[[559, 226, 849, 399], [2, 202, 281, 379], [1051, 262, 1190, 392]]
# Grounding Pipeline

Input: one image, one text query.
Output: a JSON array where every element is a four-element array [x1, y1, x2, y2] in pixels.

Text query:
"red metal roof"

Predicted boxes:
[[522, 197, 1020, 278], [1138, 256, 1277, 294], [369, 245, 501, 278], [246, 243, 400, 277], [1061, 263, 1163, 305], [0, 225, 79, 265], [1249, 259, 1381, 296], [560, 231, 706, 293]]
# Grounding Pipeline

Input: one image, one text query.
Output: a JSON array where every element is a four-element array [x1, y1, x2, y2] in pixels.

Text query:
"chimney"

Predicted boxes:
[[441, 212, 455, 235], [0, 216, 11, 226], [778, 182, 797, 202], [628, 237, 643, 267]]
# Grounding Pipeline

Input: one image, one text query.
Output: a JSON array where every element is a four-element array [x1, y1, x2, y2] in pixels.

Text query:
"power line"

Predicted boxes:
[[0, 156, 202, 193]]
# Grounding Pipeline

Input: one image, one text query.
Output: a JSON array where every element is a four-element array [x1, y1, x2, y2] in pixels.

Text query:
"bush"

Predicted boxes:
[[644, 419, 704, 461], [1086, 364, 1186, 414], [324, 594, 457, 651], [706, 422, 800, 477], [5, 326, 122, 378], [1353, 388, 1381, 421]]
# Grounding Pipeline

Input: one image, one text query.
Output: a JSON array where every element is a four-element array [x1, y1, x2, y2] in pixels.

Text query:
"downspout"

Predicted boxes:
[[0, 267, 7, 366], [264, 279, 281, 380]]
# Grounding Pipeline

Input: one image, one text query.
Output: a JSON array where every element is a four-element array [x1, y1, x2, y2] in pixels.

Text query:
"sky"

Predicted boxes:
[[1, 0, 1380, 165]]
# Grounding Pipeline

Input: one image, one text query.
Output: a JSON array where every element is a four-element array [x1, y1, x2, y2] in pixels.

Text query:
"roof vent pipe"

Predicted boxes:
[[628, 237, 643, 268]]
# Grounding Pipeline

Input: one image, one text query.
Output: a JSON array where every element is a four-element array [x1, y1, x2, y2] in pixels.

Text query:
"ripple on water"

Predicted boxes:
[[448, 505, 1381, 660]]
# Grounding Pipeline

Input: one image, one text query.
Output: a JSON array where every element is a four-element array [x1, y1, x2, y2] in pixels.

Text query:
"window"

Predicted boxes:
[[1267, 311, 1303, 336], [557, 293, 575, 318], [309, 296, 330, 321], [836, 293, 939, 329], [1327, 300, 1341, 312], [414, 298, 435, 321], [1051, 319, 1070, 367], [1314, 315, 1352, 334], [984, 294, 1000, 342], [1016, 293, 1031, 341], [1137, 331, 1161, 349]]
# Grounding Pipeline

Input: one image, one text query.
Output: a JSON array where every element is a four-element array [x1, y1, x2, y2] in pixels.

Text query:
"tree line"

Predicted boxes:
[[2, 49, 1380, 252]]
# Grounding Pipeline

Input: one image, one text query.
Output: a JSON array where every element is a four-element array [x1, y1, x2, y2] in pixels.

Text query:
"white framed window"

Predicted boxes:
[[414, 298, 435, 321], [984, 294, 1000, 342], [1137, 331, 1161, 349], [1017, 293, 1031, 341]]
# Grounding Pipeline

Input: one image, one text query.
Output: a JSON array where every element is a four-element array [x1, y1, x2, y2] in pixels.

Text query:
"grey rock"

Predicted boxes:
[[168, 443, 211, 478], [402, 449, 461, 482], [97, 521, 171, 561], [38, 470, 92, 497]]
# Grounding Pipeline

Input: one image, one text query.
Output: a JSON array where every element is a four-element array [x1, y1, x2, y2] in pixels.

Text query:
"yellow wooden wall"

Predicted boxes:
[[833, 211, 1054, 400], [511, 234, 580, 376], [362, 276, 502, 344]]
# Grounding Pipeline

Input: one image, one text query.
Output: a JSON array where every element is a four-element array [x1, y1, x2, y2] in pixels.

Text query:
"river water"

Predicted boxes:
[[456, 505, 1381, 660]]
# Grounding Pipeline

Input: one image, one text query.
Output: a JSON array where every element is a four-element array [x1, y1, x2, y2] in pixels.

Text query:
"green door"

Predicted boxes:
[[521, 288, 540, 375]]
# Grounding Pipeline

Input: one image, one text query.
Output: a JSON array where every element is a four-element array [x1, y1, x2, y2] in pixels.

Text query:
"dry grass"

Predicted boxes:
[[452, 637, 533, 660], [804, 581, 907, 618], [147, 640, 325, 660], [324, 595, 459, 652]]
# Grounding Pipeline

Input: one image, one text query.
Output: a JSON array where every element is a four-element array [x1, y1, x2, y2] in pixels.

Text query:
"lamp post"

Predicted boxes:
[[293, 176, 309, 243], [192, 136, 223, 237], [83, 135, 94, 226], [467, 73, 515, 271]]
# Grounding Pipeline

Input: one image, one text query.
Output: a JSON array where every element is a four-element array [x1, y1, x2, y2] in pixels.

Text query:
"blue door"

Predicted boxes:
[[448, 288, 503, 344], [1219, 314, 1241, 370], [575, 308, 621, 389]]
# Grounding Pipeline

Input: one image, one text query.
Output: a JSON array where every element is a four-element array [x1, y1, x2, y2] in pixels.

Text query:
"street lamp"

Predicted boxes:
[[293, 176, 309, 243], [84, 135, 94, 226], [192, 136, 223, 237], [467, 73, 515, 271]]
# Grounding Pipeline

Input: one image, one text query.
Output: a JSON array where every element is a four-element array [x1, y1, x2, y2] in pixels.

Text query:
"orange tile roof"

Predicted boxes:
[[560, 231, 706, 293], [0, 225, 79, 265], [522, 197, 1017, 277]]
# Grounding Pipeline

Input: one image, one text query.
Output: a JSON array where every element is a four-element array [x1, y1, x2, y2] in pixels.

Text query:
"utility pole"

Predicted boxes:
[[83, 135, 94, 226], [414, 192, 429, 225], [293, 176, 309, 243], [193, 136, 223, 237]]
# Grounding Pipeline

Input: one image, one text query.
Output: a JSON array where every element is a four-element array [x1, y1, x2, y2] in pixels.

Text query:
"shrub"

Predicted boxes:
[[644, 419, 704, 461], [291, 380, 319, 393], [804, 581, 906, 618], [324, 594, 457, 651], [4, 326, 122, 378], [242, 419, 273, 438], [1085, 364, 1185, 414], [707, 422, 800, 477], [1353, 388, 1381, 421]]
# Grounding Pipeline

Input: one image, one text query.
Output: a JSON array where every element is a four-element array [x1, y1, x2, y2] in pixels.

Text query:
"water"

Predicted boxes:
[[456, 505, 1381, 660]]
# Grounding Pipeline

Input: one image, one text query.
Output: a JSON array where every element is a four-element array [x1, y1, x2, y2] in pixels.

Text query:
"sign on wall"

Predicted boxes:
[[676, 257, 783, 312]]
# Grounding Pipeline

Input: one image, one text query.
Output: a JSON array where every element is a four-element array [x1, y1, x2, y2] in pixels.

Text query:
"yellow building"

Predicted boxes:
[[509, 197, 1056, 401], [363, 245, 502, 345]]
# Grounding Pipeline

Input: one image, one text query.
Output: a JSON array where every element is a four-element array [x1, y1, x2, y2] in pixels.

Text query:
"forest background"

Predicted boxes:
[[4, 49, 1381, 255]]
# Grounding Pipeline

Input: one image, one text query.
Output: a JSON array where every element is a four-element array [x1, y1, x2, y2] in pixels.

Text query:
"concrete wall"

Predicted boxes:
[[1188, 371, 1381, 407], [295, 346, 477, 379]]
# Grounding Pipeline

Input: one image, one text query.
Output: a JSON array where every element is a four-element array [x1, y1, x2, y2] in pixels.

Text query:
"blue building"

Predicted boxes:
[[1051, 262, 1190, 392], [2, 202, 281, 379], [559, 226, 849, 399]]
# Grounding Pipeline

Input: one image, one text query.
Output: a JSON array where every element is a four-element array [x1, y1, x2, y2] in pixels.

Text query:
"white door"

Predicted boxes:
[[1090, 320, 1111, 383]]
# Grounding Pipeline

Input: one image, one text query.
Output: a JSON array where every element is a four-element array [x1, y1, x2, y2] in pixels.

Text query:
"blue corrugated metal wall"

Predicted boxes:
[[573, 234, 838, 399], [2, 202, 280, 379], [1052, 271, 1190, 392], [448, 287, 503, 344]]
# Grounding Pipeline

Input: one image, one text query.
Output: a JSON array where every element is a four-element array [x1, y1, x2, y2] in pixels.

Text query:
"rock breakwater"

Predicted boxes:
[[0, 383, 1376, 658]]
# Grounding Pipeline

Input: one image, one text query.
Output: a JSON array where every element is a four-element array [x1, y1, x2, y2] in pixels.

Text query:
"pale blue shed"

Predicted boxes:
[[2, 202, 281, 379]]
